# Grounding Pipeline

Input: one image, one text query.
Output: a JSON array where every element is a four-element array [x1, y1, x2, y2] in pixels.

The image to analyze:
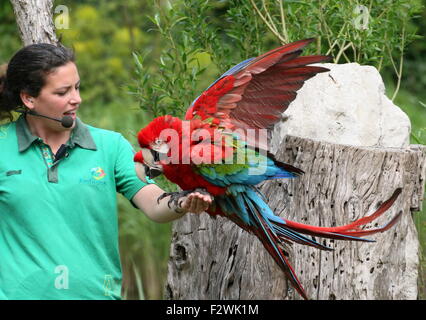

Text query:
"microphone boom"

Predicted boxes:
[[17, 110, 74, 128]]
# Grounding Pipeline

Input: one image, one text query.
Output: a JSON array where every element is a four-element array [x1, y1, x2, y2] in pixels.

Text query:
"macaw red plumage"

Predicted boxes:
[[134, 39, 402, 299]]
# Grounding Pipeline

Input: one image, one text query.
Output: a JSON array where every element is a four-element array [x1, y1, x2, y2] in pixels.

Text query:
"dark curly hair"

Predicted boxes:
[[0, 43, 75, 122]]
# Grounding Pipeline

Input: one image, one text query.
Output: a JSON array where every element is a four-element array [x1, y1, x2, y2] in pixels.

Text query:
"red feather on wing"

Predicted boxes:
[[186, 38, 331, 137]]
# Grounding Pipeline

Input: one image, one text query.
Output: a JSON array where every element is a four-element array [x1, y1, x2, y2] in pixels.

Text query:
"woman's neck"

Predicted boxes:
[[26, 116, 71, 154]]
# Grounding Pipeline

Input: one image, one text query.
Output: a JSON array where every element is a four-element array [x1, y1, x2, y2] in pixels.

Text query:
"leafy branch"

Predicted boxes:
[[130, 0, 423, 118], [247, 0, 422, 100]]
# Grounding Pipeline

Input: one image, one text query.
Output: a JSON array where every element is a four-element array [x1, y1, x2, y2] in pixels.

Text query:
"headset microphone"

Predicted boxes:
[[59, 115, 74, 128], [17, 110, 74, 128]]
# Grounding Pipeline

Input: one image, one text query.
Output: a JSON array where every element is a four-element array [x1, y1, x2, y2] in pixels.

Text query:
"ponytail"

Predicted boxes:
[[0, 63, 14, 122]]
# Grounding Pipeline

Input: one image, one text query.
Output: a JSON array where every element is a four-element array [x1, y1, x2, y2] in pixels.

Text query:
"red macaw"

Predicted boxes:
[[134, 38, 402, 299]]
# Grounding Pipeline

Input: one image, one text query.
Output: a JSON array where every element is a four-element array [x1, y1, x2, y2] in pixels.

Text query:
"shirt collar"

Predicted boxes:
[[16, 115, 97, 152]]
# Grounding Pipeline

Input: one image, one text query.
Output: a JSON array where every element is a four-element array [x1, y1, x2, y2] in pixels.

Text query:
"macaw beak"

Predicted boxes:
[[146, 167, 163, 179], [135, 162, 163, 182], [134, 149, 163, 183]]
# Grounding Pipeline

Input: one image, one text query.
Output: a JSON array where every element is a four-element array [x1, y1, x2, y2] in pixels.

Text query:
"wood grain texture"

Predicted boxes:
[[166, 135, 425, 300], [11, 0, 58, 46]]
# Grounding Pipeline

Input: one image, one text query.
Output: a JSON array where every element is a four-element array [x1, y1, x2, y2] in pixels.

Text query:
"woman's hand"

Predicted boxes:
[[179, 191, 213, 214], [132, 184, 214, 223]]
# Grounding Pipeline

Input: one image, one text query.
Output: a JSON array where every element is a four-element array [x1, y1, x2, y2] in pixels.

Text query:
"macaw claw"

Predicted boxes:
[[157, 188, 209, 208]]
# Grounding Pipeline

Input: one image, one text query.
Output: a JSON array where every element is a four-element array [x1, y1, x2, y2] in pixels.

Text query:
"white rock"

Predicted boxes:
[[271, 63, 411, 151]]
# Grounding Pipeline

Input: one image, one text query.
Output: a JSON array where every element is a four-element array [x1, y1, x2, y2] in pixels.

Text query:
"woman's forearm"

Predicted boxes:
[[132, 184, 212, 223]]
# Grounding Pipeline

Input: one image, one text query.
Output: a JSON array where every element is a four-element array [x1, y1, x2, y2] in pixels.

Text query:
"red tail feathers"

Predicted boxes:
[[281, 188, 402, 241]]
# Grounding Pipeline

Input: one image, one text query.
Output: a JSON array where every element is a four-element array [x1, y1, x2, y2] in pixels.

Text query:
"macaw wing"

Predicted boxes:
[[185, 38, 331, 133], [191, 136, 301, 188]]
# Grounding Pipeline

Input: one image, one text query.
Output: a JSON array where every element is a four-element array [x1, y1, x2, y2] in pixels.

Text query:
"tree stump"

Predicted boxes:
[[165, 135, 425, 300]]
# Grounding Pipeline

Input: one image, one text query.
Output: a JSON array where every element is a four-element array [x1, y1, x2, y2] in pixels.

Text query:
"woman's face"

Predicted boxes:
[[25, 61, 81, 131]]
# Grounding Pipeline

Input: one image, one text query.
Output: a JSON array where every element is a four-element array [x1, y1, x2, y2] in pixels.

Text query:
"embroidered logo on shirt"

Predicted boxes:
[[6, 170, 22, 176], [78, 166, 107, 186], [91, 167, 106, 180]]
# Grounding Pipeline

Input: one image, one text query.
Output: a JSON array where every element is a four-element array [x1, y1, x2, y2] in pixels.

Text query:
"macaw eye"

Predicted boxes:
[[155, 138, 162, 145]]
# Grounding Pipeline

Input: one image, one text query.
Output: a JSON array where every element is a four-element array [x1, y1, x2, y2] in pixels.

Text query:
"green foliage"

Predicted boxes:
[[131, 0, 423, 119], [57, 4, 142, 107], [0, 2, 21, 63], [128, 0, 274, 119], [403, 7, 426, 100], [130, 44, 205, 118], [233, 0, 423, 101]]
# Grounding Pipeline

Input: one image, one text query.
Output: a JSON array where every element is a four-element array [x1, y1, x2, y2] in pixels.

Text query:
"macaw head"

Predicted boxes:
[[137, 115, 182, 153], [134, 115, 183, 182], [134, 148, 163, 183]]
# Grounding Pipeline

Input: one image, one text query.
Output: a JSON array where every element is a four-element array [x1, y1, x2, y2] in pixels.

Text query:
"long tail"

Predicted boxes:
[[279, 188, 402, 240], [218, 187, 402, 300], [225, 189, 310, 299]]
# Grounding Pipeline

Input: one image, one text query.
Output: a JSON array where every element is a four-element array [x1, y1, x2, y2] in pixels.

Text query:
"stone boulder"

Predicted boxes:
[[271, 63, 411, 152]]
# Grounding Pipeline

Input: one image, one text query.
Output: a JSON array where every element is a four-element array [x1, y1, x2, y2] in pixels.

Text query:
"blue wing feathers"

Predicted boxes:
[[198, 156, 300, 187]]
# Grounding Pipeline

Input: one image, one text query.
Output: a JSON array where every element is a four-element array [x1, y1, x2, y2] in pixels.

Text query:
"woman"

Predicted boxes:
[[0, 43, 212, 299]]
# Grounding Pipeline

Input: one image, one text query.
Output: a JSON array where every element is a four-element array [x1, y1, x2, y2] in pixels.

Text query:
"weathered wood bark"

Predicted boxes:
[[10, 0, 58, 46], [166, 136, 425, 300]]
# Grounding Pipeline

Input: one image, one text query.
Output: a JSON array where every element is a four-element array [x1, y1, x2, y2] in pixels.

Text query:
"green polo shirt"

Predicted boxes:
[[0, 116, 149, 300]]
